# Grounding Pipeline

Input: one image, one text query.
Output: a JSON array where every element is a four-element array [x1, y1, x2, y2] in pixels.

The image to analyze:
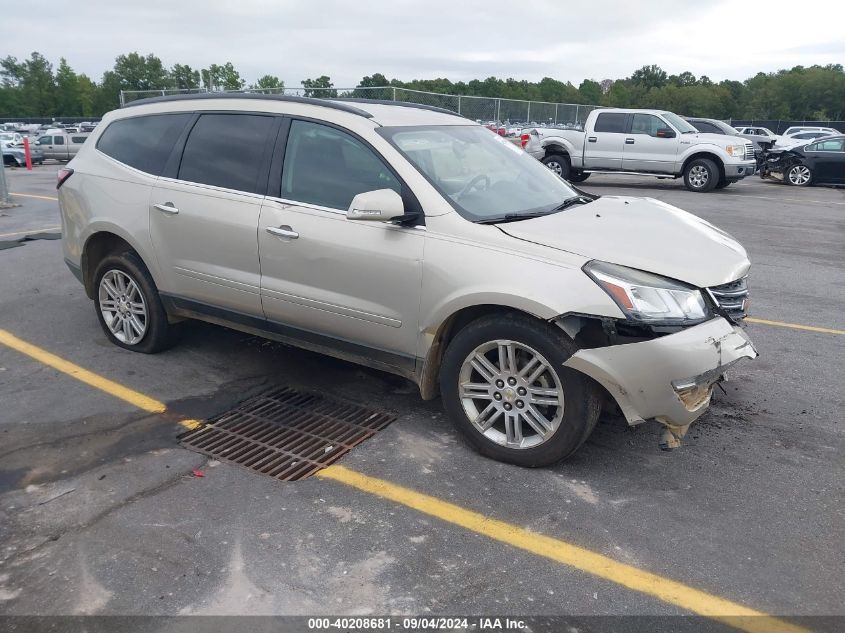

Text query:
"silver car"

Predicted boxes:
[[58, 95, 757, 466]]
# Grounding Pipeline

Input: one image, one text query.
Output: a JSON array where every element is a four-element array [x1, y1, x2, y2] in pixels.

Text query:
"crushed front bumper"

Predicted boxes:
[[564, 317, 757, 428]]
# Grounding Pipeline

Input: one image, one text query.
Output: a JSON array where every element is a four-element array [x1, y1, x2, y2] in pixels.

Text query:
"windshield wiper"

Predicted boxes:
[[552, 194, 595, 211], [475, 211, 553, 225]]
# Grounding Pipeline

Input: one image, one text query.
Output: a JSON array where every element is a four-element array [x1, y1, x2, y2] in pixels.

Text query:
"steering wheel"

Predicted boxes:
[[456, 174, 490, 200]]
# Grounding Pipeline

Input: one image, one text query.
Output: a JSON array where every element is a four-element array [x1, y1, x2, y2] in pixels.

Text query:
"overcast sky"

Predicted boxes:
[[4, 0, 845, 88]]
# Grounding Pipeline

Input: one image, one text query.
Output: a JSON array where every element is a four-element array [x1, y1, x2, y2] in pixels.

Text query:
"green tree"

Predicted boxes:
[[252, 74, 283, 90], [578, 79, 602, 104], [170, 64, 201, 90], [55, 58, 80, 115], [631, 64, 668, 89], [301, 75, 336, 97], [16, 52, 58, 116]]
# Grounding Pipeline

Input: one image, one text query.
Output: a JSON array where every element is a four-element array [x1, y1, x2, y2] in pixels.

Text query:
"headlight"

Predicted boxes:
[[584, 261, 709, 324], [725, 144, 746, 157]]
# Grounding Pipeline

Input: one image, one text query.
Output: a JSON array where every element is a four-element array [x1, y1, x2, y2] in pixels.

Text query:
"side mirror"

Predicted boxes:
[[655, 128, 676, 138], [347, 189, 413, 224]]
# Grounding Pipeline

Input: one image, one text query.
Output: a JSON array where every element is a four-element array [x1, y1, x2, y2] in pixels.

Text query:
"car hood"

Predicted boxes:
[[497, 196, 749, 288], [687, 132, 744, 148]]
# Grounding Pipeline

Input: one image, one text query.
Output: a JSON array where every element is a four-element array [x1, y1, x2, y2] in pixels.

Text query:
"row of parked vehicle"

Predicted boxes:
[[1, 124, 97, 166], [520, 108, 843, 190]]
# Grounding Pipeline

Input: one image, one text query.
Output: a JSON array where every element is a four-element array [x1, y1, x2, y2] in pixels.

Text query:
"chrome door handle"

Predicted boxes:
[[153, 202, 179, 215], [266, 226, 299, 239], [587, 136, 597, 143], [625, 138, 635, 144]]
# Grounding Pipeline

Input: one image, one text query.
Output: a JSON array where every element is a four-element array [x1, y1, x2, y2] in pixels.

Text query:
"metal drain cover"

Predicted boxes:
[[179, 386, 395, 480]]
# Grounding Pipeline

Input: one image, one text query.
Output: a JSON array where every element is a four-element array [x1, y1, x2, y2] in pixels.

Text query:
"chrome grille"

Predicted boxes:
[[744, 143, 755, 160], [709, 277, 749, 320]]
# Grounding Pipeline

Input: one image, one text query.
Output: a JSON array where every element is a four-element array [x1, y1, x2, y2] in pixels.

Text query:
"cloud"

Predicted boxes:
[[3, 0, 844, 88]]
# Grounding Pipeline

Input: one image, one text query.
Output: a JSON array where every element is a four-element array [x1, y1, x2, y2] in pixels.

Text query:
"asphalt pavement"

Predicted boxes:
[[0, 164, 842, 631]]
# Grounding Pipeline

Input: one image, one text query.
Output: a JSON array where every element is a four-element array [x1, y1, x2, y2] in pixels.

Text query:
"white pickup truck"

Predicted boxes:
[[522, 108, 757, 192]]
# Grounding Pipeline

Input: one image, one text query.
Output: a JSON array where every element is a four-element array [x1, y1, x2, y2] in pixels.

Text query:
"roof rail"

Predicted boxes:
[[121, 92, 374, 118], [332, 98, 467, 118]]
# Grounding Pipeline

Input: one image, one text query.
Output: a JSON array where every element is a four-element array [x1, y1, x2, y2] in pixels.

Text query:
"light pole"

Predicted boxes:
[[0, 154, 10, 205]]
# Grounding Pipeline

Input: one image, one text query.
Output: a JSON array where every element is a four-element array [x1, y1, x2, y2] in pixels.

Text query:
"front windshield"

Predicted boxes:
[[662, 112, 698, 134], [379, 125, 578, 220]]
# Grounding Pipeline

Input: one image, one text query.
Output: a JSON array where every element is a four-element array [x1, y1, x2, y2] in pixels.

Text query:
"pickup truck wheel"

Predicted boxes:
[[440, 312, 601, 467], [541, 154, 571, 180], [93, 251, 176, 354], [714, 178, 730, 189], [568, 171, 590, 183], [683, 158, 718, 192], [786, 164, 812, 186]]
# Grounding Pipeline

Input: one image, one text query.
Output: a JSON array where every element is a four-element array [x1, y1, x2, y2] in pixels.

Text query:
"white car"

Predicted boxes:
[[58, 94, 757, 465], [0, 132, 24, 148]]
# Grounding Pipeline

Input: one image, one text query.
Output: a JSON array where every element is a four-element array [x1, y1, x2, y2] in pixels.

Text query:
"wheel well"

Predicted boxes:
[[683, 152, 725, 180], [543, 145, 570, 161], [81, 232, 134, 298], [417, 305, 541, 400]]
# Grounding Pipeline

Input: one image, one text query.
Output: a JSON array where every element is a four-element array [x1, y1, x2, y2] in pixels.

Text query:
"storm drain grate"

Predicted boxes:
[[178, 386, 396, 481]]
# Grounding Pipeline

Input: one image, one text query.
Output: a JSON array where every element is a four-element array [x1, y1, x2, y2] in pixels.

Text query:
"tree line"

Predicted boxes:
[[2, 52, 844, 121]]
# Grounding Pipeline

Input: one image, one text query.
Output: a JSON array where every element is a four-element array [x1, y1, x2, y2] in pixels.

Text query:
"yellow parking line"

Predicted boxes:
[[9, 192, 59, 201], [0, 226, 61, 238], [0, 328, 166, 413], [746, 317, 845, 336], [0, 329, 812, 633], [318, 465, 807, 633]]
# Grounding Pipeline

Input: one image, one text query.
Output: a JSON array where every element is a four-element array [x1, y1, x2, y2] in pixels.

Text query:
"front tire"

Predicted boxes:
[[786, 164, 812, 186], [440, 313, 601, 467], [568, 170, 590, 183], [683, 158, 719, 192], [541, 154, 571, 181], [93, 251, 174, 354]]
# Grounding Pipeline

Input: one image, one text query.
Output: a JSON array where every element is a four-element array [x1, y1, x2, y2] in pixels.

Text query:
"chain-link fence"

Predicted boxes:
[[118, 86, 600, 127]]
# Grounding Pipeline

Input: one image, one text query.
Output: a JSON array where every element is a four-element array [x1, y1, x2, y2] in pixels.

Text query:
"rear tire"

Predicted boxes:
[[785, 164, 812, 186], [440, 312, 601, 467], [541, 154, 571, 181], [92, 250, 175, 354], [568, 170, 590, 183], [683, 158, 719, 192]]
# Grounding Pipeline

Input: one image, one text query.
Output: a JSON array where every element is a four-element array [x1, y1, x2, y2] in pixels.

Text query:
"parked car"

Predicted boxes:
[[760, 135, 845, 186], [34, 132, 90, 160], [775, 129, 837, 147], [59, 94, 757, 466], [2, 144, 44, 166], [734, 126, 777, 139], [522, 108, 757, 191], [781, 126, 839, 138], [685, 117, 774, 150], [0, 132, 24, 148]]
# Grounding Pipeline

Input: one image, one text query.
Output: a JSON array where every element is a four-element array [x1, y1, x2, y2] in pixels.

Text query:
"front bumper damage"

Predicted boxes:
[[563, 317, 757, 448]]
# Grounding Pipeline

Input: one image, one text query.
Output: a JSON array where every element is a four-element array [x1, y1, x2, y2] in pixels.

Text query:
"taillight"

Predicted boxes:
[[520, 133, 530, 148], [57, 167, 74, 189]]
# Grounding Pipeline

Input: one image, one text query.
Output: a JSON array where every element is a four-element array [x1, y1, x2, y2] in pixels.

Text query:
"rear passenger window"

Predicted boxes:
[[281, 120, 400, 210], [71, 136, 88, 144], [593, 112, 626, 133], [97, 114, 191, 176], [54, 136, 65, 145], [177, 113, 275, 194]]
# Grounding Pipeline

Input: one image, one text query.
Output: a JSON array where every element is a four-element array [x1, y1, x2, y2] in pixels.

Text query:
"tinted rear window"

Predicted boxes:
[[97, 114, 192, 175], [177, 113, 275, 194], [594, 112, 626, 133]]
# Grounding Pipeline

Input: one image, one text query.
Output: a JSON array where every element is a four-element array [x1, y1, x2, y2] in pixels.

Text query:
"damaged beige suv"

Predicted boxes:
[[59, 94, 757, 466]]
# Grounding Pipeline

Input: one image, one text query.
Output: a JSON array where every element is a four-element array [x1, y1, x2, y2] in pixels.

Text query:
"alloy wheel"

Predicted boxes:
[[788, 165, 811, 185], [98, 269, 148, 345], [546, 161, 563, 176], [688, 165, 710, 188], [458, 340, 565, 449]]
